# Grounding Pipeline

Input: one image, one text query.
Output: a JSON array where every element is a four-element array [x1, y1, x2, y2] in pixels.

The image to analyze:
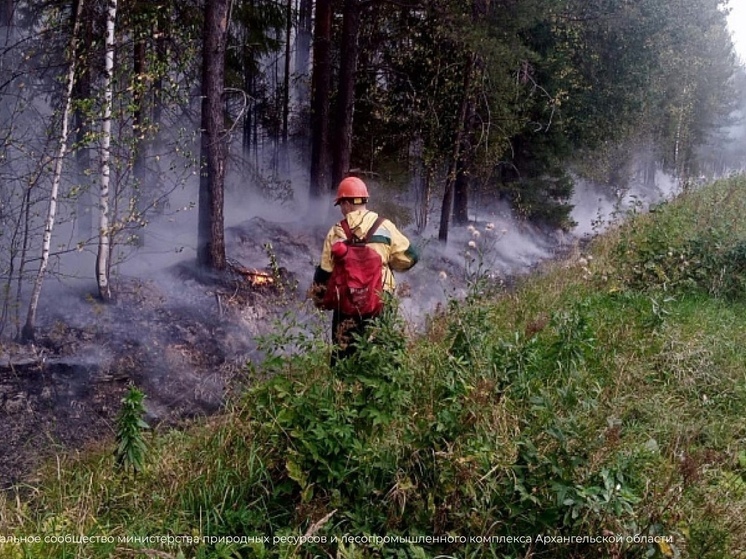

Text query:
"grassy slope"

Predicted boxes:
[[3, 177, 746, 559]]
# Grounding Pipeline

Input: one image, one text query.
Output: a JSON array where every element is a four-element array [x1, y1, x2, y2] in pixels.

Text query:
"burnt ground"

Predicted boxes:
[[0, 217, 327, 488], [0, 269, 295, 488], [0, 215, 570, 488]]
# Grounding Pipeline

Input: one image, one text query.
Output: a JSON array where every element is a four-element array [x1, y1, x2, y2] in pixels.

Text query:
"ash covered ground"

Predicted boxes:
[[0, 217, 329, 487]]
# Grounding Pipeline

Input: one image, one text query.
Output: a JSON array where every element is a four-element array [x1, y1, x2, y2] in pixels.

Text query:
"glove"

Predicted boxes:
[[307, 283, 327, 309]]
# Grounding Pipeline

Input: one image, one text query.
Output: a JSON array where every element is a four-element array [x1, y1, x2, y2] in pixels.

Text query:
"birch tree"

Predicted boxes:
[[96, 0, 117, 301], [72, 0, 95, 239], [21, 0, 84, 341]]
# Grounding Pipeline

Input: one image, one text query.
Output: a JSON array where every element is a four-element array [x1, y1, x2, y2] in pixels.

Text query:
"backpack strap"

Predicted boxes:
[[340, 218, 354, 241], [364, 216, 386, 242], [340, 215, 386, 243]]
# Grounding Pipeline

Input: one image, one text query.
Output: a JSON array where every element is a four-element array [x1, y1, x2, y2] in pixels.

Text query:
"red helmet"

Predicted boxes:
[[334, 177, 369, 205]]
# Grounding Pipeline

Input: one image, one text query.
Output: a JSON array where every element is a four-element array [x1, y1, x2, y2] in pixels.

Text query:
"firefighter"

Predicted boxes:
[[311, 176, 419, 365]]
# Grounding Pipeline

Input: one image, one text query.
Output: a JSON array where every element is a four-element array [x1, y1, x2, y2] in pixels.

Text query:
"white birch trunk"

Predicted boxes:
[[21, 0, 84, 341], [96, 0, 117, 301]]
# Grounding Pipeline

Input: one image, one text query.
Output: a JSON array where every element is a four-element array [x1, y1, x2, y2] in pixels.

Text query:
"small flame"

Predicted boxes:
[[247, 271, 274, 287], [228, 259, 276, 287]]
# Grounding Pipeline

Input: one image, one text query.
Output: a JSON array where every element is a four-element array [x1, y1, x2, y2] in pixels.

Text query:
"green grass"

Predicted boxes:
[[3, 177, 746, 558]]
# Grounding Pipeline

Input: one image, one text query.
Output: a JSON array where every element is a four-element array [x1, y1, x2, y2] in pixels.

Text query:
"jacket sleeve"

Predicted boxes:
[[317, 224, 342, 276], [385, 220, 419, 272], [310, 227, 337, 308]]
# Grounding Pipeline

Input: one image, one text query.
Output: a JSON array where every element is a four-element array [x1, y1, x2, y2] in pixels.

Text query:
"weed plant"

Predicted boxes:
[[114, 385, 150, 475], [3, 177, 746, 558]]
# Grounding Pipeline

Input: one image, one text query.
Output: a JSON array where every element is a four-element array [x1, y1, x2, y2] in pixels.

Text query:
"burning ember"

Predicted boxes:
[[245, 270, 274, 287], [227, 259, 276, 288]]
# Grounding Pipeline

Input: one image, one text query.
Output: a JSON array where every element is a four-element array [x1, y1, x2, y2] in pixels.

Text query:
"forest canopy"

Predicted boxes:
[[0, 0, 743, 337]]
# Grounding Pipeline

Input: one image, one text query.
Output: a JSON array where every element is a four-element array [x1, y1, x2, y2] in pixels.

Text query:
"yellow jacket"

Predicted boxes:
[[316, 210, 418, 293]]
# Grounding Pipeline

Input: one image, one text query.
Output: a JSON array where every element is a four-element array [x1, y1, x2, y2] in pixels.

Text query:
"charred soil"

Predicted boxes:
[[0, 217, 319, 488]]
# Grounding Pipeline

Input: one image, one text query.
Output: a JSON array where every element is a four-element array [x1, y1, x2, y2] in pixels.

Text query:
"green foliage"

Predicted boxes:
[[225, 0, 286, 135], [249, 303, 411, 528], [615, 179, 746, 299], [496, 124, 579, 229], [354, 0, 736, 228], [114, 385, 150, 475], [501, 170, 577, 229], [7, 177, 746, 558]]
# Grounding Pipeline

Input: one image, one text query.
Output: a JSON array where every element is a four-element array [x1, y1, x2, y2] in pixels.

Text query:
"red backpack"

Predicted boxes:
[[321, 216, 386, 316]]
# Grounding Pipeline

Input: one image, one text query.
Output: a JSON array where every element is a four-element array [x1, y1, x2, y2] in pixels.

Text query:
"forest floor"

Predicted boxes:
[[0, 217, 322, 488], [0, 214, 568, 488]]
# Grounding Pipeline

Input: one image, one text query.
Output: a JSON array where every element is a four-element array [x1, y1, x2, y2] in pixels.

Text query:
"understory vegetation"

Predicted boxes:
[[3, 177, 746, 558]]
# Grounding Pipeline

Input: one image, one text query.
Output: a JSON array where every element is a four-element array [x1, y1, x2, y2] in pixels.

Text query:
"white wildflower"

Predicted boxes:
[[485, 222, 495, 231], [471, 229, 481, 239], [468, 240, 477, 248], [438, 271, 448, 280]]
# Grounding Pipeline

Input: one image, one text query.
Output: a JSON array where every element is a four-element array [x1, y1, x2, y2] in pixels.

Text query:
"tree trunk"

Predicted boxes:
[[152, 7, 168, 128], [14, 186, 32, 335], [438, 52, 475, 243], [241, 0, 258, 156], [197, 0, 229, 270], [452, 0, 487, 227], [73, 0, 94, 240], [438, 174, 455, 243], [295, 0, 313, 106], [409, 136, 430, 233], [133, 37, 146, 146], [132, 34, 147, 246], [331, 0, 361, 188], [452, 98, 475, 226], [22, 0, 84, 341], [419, 166, 434, 233], [242, 79, 255, 155], [96, 0, 117, 302], [2, 180, 32, 338], [309, 0, 333, 197], [0, 0, 12, 27], [282, 0, 291, 144], [453, 156, 470, 225], [645, 152, 656, 189]]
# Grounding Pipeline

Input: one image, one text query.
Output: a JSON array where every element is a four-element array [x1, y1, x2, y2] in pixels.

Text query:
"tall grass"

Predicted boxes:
[[3, 176, 746, 558]]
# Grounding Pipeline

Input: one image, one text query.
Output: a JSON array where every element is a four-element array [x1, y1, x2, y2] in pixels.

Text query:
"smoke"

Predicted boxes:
[[570, 171, 680, 237], [392, 199, 558, 329], [14, 127, 691, 348]]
